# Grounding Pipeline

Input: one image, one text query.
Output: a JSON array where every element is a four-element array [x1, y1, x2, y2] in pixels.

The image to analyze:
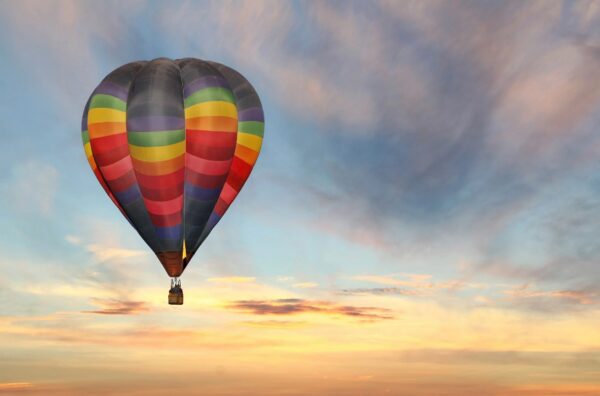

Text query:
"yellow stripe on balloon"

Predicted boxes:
[[129, 141, 185, 162], [84, 142, 93, 158], [236, 132, 262, 152], [88, 108, 126, 123], [184, 101, 238, 119], [84, 143, 97, 171]]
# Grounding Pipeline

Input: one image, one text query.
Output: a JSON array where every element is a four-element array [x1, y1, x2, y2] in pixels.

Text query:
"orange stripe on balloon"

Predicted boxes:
[[131, 155, 184, 176], [185, 116, 238, 132], [88, 122, 126, 138], [234, 144, 259, 166], [86, 156, 98, 171]]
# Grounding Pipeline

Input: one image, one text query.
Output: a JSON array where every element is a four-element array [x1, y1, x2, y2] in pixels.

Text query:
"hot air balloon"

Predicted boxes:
[[81, 58, 264, 305]]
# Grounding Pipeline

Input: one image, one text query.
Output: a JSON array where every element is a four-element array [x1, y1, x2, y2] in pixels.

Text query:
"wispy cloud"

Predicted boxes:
[[501, 284, 598, 312], [240, 320, 306, 328], [292, 282, 318, 289], [0, 1, 144, 114], [338, 287, 419, 296], [158, 1, 379, 128], [227, 298, 394, 321], [64, 234, 81, 245], [85, 244, 147, 262], [81, 298, 150, 315], [0, 382, 34, 390], [207, 276, 256, 284], [351, 274, 475, 293]]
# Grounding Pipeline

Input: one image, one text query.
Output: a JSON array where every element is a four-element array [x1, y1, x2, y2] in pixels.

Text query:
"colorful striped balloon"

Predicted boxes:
[[82, 58, 264, 277]]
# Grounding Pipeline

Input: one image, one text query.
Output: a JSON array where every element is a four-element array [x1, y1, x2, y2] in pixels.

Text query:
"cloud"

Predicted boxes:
[[85, 244, 147, 262], [64, 235, 81, 245], [353, 274, 433, 287], [158, 1, 377, 128], [207, 277, 256, 284], [230, 1, 600, 306], [292, 282, 318, 289], [2, 315, 280, 351], [277, 276, 294, 282], [338, 287, 419, 296], [274, 277, 318, 289], [240, 320, 306, 328], [0, 382, 34, 390], [351, 274, 475, 293], [501, 284, 598, 313], [227, 299, 394, 321], [395, 348, 600, 371], [471, 186, 600, 296], [505, 284, 596, 304], [81, 298, 150, 315], [0, 1, 145, 115]]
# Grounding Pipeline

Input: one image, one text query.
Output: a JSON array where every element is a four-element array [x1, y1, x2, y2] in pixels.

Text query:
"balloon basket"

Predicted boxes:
[[168, 292, 183, 305], [168, 278, 184, 305]]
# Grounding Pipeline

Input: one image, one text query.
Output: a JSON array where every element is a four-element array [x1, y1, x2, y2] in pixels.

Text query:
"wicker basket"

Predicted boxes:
[[168, 290, 184, 305]]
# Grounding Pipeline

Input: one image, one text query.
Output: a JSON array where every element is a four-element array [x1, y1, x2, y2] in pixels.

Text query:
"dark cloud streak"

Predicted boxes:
[[228, 299, 394, 321], [81, 298, 150, 315], [337, 287, 419, 296]]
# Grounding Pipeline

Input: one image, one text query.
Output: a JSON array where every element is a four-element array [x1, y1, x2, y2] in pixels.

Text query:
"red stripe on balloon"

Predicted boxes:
[[139, 183, 184, 201], [185, 169, 228, 189], [187, 130, 237, 147], [213, 198, 228, 216], [101, 155, 132, 181], [186, 154, 232, 176], [144, 195, 183, 216], [92, 145, 129, 166], [219, 183, 237, 205], [90, 133, 128, 154], [226, 157, 253, 191], [136, 168, 184, 190], [104, 169, 137, 193], [148, 211, 182, 227], [186, 130, 236, 160]]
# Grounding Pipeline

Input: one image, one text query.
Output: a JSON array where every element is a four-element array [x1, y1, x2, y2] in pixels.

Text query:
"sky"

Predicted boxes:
[[0, 0, 599, 395]]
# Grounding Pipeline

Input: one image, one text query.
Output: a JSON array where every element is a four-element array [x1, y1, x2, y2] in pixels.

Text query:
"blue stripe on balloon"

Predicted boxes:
[[114, 184, 141, 205], [184, 185, 222, 201], [238, 107, 264, 122], [155, 225, 182, 240], [93, 81, 129, 101], [183, 76, 230, 98], [206, 212, 221, 230]]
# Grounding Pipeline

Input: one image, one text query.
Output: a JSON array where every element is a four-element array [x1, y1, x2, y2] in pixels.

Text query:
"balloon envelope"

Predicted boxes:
[[81, 58, 264, 276]]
